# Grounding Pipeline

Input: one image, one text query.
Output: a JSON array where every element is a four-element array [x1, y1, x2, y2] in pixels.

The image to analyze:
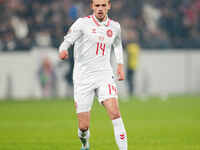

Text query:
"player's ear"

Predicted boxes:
[[108, 1, 111, 10], [90, 1, 93, 10]]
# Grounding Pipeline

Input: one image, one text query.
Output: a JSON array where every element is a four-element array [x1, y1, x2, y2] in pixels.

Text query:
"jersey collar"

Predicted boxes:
[[92, 14, 111, 27]]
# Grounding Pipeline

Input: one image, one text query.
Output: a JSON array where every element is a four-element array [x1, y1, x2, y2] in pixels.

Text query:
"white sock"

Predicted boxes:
[[78, 128, 90, 148], [112, 118, 128, 150]]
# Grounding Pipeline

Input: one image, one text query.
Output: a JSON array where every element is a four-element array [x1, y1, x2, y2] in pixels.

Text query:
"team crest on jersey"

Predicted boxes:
[[107, 29, 113, 38]]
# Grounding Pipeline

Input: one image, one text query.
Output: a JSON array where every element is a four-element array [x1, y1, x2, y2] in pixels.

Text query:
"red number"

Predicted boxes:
[[108, 84, 117, 95], [96, 42, 106, 56], [112, 85, 117, 94], [108, 84, 112, 95]]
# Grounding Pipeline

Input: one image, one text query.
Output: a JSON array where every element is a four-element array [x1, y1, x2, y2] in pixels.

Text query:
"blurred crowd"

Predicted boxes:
[[1, 0, 200, 51]]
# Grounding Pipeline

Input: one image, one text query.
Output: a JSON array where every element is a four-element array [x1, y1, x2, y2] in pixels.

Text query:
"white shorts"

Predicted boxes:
[[74, 75, 118, 113]]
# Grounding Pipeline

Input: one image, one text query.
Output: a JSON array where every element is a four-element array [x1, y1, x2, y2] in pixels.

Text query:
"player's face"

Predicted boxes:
[[91, 0, 111, 21]]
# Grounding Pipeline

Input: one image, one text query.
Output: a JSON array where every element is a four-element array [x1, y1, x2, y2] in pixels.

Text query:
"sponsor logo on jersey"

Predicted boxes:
[[107, 29, 113, 38]]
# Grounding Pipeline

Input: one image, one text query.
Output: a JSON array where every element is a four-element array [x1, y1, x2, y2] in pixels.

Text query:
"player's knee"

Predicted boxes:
[[79, 123, 89, 131], [79, 126, 89, 131], [110, 111, 121, 120]]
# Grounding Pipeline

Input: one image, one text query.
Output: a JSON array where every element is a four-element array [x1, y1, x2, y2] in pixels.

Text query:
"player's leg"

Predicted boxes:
[[97, 80, 127, 150], [77, 112, 90, 150], [103, 98, 128, 150], [74, 83, 95, 150]]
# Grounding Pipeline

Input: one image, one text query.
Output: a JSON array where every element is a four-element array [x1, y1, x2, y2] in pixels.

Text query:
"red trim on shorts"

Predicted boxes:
[[108, 84, 111, 95]]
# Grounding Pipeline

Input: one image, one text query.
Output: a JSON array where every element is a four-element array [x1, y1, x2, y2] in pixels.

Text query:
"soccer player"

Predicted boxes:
[[59, 0, 128, 149]]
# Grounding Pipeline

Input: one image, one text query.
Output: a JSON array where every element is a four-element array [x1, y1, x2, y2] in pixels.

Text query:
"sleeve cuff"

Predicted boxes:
[[59, 41, 71, 53]]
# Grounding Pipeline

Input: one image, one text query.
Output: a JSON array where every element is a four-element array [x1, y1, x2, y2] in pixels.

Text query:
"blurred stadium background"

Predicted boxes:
[[1, 0, 200, 98], [0, 0, 200, 150]]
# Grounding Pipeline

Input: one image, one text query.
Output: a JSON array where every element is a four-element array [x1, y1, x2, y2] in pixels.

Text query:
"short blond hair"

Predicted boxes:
[[90, 0, 111, 4]]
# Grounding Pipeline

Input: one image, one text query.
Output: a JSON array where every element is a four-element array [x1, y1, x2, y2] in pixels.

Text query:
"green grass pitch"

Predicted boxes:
[[0, 96, 200, 150]]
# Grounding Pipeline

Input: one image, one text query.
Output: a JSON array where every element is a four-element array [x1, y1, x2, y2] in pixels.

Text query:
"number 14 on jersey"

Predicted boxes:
[[96, 42, 106, 56]]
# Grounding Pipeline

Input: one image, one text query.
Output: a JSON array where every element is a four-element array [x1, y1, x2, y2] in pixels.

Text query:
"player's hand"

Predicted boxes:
[[59, 50, 69, 60], [117, 64, 125, 81]]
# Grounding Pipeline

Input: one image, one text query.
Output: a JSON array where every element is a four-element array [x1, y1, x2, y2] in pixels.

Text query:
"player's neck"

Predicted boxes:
[[94, 14, 108, 22]]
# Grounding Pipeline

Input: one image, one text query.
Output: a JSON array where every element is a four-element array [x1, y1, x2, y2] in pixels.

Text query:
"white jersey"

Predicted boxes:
[[59, 15, 123, 83]]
